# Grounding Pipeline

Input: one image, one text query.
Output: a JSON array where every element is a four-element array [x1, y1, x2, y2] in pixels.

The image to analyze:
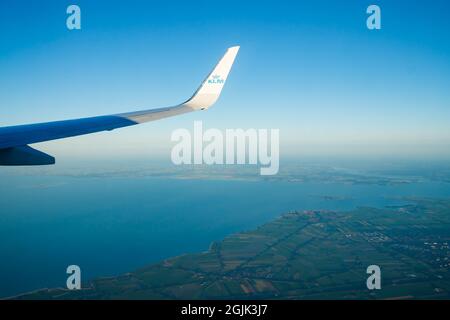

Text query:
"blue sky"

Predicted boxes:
[[0, 0, 449, 161]]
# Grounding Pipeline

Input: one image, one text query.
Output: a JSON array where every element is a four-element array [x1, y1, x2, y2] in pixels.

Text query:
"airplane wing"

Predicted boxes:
[[0, 46, 239, 166]]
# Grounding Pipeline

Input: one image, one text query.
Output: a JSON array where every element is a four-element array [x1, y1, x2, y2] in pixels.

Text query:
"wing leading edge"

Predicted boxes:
[[0, 46, 239, 166]]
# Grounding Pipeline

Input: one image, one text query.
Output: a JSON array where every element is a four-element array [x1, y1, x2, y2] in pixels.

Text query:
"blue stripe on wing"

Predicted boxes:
[[0, 115, 137, 149]]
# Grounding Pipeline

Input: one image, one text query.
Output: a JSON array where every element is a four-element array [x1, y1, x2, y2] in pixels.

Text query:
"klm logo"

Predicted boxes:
[[208, 74, 224, 84]]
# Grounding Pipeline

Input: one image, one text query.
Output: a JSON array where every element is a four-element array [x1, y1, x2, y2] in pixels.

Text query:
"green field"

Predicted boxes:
[[14, 198, 450, 300]]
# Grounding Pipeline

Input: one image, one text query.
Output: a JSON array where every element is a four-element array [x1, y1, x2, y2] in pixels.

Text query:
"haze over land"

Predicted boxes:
[[1, 159, 450, 299]]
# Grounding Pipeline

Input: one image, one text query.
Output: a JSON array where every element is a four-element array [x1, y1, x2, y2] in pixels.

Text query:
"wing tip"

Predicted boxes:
[[184, 46, 240, 110]]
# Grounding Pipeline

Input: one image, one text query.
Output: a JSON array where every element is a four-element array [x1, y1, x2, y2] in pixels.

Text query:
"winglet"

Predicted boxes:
[[112, 46, 239, 125], [183, 46, 240, 110]]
